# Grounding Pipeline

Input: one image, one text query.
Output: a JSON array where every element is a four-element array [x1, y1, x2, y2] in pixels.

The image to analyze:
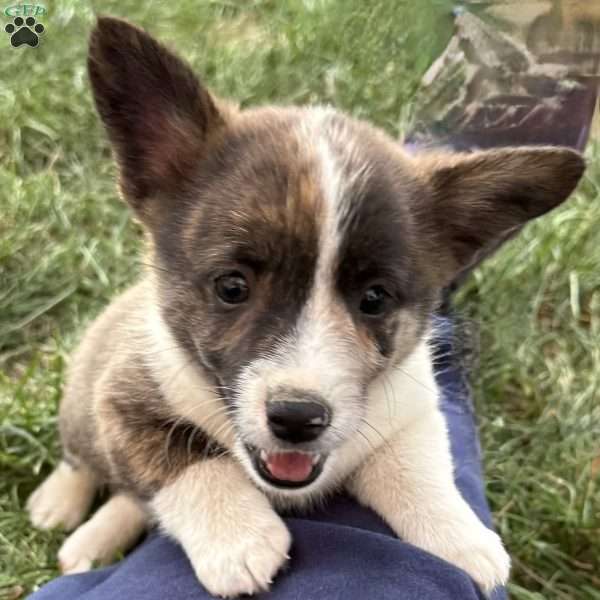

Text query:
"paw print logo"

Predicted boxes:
[[5, 16, 45, 48]]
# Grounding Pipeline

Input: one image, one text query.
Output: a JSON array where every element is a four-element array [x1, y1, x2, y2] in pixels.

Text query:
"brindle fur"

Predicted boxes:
[[60, 281, 224, 498]]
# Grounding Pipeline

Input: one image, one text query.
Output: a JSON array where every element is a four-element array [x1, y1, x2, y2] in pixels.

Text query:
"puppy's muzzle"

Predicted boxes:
[[266, 394, 330, 444]]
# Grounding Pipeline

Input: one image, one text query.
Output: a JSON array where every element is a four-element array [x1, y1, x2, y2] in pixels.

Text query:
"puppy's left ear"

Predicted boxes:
[[88, 17, 229, 216], [413, 146, 585, 285]]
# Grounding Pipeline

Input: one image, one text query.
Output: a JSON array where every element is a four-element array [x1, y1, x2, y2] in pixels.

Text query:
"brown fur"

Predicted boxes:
[[411, 147, 585, 283], [88, 17, 230, 214]]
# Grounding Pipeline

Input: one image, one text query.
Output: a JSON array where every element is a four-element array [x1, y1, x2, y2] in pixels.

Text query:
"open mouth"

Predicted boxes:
[[245, 444, 326, 489]]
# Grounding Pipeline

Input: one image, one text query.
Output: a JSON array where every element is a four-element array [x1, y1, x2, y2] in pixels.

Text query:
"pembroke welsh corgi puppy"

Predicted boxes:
[[27, 16, 584, 598]]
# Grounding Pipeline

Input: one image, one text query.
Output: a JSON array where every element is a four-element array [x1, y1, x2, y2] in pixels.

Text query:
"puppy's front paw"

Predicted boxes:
[[438, 523, 510, 594], [27, 461, 96, 531], [190, 508, 291, 598], [405, 514, 510, 594]]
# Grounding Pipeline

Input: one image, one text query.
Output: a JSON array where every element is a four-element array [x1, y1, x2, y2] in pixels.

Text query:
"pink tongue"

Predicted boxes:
[[265, 452, 313, 482]]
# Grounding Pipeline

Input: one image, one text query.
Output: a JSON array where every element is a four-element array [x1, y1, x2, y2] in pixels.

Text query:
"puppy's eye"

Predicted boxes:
[[215, 272, 249, 305], [359, 285, 389, 316]]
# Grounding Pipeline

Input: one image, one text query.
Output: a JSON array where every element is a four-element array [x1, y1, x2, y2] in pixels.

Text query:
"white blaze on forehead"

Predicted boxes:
[[255, 108, 375, 395], [302, 106, 372, 287], [313, 118, 344, 282], [237, 110, 376, 419], [296, 107, 371, 325]]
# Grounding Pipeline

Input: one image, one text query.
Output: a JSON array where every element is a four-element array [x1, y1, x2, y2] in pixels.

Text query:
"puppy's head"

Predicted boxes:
[[88, 17, 585, 497]]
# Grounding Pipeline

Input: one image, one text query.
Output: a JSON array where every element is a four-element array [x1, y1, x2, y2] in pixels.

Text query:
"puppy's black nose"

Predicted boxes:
[[266, 398, 330, 443]]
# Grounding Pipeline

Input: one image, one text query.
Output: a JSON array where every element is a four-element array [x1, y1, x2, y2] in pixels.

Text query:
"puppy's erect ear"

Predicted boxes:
[[412, 146, 585, 284], [88, 17, 226, 212]]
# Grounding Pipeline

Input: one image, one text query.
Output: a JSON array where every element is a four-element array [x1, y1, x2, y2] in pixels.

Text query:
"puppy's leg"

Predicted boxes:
[[27, 460, 97, 531], [152, 457, 291, 599], [348, 409, 510, 594], [58, 494, 147, 574]]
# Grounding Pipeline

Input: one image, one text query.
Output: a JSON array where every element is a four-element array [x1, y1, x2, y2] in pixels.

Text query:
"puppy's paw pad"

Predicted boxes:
[[27, 462, 95, 531], [193, 513, 291, 598]]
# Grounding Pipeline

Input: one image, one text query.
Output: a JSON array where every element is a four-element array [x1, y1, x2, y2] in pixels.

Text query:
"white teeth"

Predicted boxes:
[[257, 448, 321, 466]]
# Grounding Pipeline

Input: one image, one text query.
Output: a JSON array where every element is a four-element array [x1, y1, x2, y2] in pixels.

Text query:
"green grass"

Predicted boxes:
[[0, 1, 598, 598]]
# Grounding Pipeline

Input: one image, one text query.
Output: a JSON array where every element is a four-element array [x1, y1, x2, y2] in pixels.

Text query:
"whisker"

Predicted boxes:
[[355, 427, 377, 454], [381, 373, 393, 422], [163, 413, 189, 468], [203, 421, 235, 460], [383, 371, 400, 421], [360, 417, 396, 458], [137, 260, 170, 275], [142, 345, 194, 359], [393, 364, 437, 395], [328, 424, 347, 445]]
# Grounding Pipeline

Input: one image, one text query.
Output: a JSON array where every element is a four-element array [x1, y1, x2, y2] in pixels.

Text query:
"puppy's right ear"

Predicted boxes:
[[88, 17, 227, 215]]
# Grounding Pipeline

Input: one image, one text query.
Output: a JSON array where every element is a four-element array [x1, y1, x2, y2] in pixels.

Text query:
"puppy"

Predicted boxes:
[[27, 16, 584, 598]]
